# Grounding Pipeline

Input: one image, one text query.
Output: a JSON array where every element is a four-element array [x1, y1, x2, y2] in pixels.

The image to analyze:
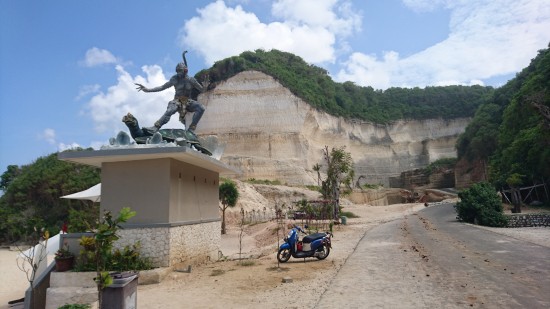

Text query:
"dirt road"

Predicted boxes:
[[317, 204, 550, 308]]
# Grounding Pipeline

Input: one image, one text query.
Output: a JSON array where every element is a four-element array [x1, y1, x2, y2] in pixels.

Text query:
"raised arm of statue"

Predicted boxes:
[[135, 81, 173, 93], [135, 83, 148, 92]]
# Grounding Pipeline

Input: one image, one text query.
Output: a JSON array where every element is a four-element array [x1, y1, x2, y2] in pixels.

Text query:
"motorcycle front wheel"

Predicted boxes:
[[316, 244, 330, 260], [277, 248, 291, 263]]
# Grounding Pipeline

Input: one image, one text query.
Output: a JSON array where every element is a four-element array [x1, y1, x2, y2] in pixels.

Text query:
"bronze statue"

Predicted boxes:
[[135, 51, 208, 133], [121, 112, 212, 156]]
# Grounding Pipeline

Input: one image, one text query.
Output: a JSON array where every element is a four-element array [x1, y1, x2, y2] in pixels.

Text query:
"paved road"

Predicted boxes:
[[316, 203, 550, 308]]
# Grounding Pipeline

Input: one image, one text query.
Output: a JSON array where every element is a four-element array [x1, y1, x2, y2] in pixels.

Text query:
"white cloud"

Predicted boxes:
[[40, 128, 57, 145], [75, 84, 101, 101], [85, 65, 178, 135], [337, 0, 550, 89], [180, 0, 361, 65], [271, 0, 361, 37], [80, 47, 118, 67], [90, 141, 108, 150], [58, 142, 81, 152], [401, 0, 447, 12], [39, 128, 85, 152]]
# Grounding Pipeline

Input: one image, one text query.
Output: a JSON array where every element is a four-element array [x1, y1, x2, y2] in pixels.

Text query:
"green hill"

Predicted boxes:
[[196, 49, 492, 123], [457, 44, 550, 188], [0, 151, 100, 244]]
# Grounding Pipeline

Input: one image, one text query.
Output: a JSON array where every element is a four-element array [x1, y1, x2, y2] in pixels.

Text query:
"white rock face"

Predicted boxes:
[[197, 71, 469, 186]]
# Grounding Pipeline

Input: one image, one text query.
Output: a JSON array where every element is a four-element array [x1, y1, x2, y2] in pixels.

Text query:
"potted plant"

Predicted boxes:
[[55, 245, 75, 272]]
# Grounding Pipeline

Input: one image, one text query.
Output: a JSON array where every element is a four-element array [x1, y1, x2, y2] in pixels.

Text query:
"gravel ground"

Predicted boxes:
[[138, 203, 550, 308]]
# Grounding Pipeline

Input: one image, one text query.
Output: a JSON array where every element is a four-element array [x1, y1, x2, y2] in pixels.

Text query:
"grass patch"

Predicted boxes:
[[246, 178, 282, 185], [340, 211, 359, 218], [304, 185, 321, 192], [210, 269, 226, 276], [237, 260, 256, 266]]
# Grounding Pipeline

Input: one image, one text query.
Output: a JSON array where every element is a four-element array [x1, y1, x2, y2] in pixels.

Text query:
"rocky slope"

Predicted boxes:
[[197, 71, 469, 186]]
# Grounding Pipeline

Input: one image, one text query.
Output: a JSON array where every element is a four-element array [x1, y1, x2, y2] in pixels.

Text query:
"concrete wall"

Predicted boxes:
[[169, 160, 219, 224], [101, 157, 222, 268], [101, 158, 220, 226], [102, 159, 171, 225]]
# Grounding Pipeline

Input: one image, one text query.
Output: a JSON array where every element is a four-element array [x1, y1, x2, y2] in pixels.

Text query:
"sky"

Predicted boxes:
[[1, 0, 550, 177]]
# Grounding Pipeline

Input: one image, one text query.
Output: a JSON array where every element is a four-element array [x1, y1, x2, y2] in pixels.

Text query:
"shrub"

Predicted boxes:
[[454, 182, 508, 227], [246, 178, 282, 185], [424, 158, 457, 175], [340, 211, 359, 218], [74, 240, 152, 272]]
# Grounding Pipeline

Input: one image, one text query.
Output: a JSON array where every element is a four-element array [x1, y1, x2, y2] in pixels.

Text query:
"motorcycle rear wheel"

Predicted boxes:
[[277, 248, 291, 263], [316, 244, 330, 260]]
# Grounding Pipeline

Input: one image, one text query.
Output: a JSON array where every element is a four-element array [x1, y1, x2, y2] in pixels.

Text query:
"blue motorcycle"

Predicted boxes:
[[277, 225, 332, 263]]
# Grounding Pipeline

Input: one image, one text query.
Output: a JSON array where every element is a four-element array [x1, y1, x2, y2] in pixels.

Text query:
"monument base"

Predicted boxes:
[[58, 147, 238, 269], [117, 221, 221, 268]]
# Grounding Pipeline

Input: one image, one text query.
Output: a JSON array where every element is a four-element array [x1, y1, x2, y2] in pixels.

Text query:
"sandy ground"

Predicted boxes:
[[0, 249, 35, 309], [1, 202, 548, 308]]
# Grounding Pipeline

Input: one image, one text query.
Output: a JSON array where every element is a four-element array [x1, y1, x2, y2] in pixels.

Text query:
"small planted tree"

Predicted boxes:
[[454, 182, 508, 227], [16, 227, 49, 307], [219, 180, 239, 234], [238, 208, 245, 262], [92, 207, 136, 309], [312, 163, 321, 187], [320, 146, 354, 220]]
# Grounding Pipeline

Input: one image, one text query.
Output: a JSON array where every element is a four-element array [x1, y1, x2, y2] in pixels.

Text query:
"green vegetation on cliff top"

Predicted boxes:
[[196, 49, 492, 123], [456, 44, 549, 188]]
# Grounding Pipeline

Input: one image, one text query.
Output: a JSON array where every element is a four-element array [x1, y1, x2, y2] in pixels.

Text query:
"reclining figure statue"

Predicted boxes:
[[121, 112, 212, 156]]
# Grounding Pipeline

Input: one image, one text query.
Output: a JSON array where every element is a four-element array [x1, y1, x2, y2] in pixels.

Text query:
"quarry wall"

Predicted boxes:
[[197, 71, 470, 186]]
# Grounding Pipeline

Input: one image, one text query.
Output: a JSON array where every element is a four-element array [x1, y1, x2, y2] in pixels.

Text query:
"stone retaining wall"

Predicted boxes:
[[506, 213, 550, 227], [117, 221, 220, 268]]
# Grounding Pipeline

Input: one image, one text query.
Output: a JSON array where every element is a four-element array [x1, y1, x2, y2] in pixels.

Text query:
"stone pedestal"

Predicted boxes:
[[59, 146, 237, 267]]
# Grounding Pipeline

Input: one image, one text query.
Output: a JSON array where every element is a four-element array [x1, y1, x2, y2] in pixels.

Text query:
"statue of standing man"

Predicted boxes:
[[135, 51, 208, 133]]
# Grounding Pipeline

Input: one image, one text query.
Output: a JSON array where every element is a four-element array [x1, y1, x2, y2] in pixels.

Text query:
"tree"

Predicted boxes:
[[0, 165, 21, 191], [506, 173, 524, 213], [92, 207, 136, 309], [490, 46, 550, 187], [219, 180, 239, 234], [456, 44, 550, 195], [16, 227, 49, 308], [454, 182, 508, 227], [312, 163, 321, 186], [0, 150, 100, 244], [320, 146, 354, 220]]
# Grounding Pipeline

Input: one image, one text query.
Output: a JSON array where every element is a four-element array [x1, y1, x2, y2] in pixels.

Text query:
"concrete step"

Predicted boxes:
[[45, 287, 98, 309]]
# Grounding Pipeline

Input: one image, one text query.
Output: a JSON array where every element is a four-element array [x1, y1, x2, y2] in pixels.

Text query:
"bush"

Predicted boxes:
[[340, 211, 359, 218], [454, 182, 508, 227], [74, 241, 152, 272]]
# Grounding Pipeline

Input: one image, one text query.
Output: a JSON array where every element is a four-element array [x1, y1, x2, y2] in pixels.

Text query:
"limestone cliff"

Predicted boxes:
[[197, 71, 469, 186]]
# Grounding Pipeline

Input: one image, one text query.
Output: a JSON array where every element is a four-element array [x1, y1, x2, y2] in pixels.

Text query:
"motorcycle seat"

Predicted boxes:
[[303, 233, 326, 243]]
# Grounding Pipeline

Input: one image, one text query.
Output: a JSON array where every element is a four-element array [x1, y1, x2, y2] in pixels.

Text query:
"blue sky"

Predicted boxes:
[[1, 0, 550, 177]]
